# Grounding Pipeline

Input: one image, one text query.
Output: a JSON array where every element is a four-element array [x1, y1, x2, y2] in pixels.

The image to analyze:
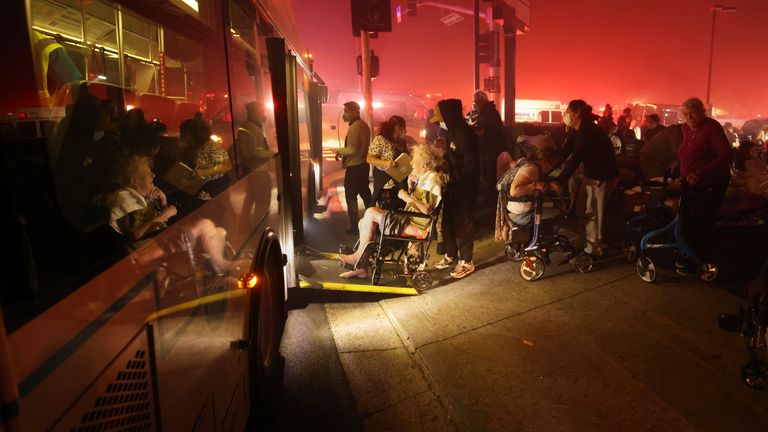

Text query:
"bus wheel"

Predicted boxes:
[[250, 250, 286, 412]]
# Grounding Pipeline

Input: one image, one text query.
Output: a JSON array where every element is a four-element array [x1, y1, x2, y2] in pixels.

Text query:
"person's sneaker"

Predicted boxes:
[[434, 256, 455, 270], [450, 260, 475, 278]]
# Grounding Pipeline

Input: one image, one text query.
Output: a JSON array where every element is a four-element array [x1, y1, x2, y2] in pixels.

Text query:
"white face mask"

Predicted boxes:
[[562, 112, 572, 127], [439, 121, 448, 130]]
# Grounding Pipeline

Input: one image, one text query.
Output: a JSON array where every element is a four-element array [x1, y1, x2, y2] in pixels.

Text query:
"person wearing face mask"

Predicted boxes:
[[336, 101, 372, 234], [555, 99, 619, 257], [674, 97, 732, 276], [429, 99, 480, 279], [368, 115, 408, 209]]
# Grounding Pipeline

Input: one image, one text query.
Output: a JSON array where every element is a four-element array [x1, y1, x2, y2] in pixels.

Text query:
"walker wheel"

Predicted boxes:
[[520, 256, 545, 281], [505, 244, 524, 262], [741, 361, 768, 390], [700, 263, 719, 282], [636, 257, 657, 283], [411, 271, 433, 291], [573, 254, 593, 274], [622, 239, 637, 262]]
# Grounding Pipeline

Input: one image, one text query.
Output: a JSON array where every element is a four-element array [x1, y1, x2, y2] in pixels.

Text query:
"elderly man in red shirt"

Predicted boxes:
[[676, 97, 732, 275]]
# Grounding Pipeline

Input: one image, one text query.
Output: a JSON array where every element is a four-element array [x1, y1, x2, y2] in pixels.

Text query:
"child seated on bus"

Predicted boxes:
[[338, 144, 445, 278], [102, 154, 234, 274]]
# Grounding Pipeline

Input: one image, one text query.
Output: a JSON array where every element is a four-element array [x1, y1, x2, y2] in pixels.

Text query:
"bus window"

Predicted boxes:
[[228, 1, 278, 178], [3, 0, 236, 333]]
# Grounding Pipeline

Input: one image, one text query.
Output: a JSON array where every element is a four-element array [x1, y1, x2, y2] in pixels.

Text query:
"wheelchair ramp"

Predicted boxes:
[[293, 246, 419, 296]]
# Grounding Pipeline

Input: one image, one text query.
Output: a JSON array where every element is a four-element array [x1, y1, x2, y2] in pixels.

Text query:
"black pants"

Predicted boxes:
[[679, 181, 728, 262], [442, 186, 477, 262], [344, 163, 372, 228]]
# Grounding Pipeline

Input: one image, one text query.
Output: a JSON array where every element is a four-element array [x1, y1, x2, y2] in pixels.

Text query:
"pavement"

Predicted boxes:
[[277, 178, 768, 431]]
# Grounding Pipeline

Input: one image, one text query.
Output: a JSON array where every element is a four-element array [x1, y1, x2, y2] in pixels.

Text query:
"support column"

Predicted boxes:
[[361, 32, 374, 129], [503, 14, 516, 126], [473, 0, 480, 91]]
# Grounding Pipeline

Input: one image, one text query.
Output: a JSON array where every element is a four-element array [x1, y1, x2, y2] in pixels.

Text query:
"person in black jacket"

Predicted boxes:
[[430, 99, 480, 278], [469, 90, 505, 203], [554, 99, 619, 257]]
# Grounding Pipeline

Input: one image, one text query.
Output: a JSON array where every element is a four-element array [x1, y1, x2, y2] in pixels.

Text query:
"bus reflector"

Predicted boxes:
[[18, 112, 27, 119], [238, 273, 259, 289]]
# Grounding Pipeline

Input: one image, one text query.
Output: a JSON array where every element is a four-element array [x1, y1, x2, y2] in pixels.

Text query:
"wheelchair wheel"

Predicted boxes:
[[520, 256, 545, 281], [741, 361, 768, 390], [411, 271, 433, 291], [504, 244, 524, 262], [370, 264, 381, 285], [636, 257, 656, 283], [572, 254, 593, 274], [622, 239, 637, 262], [700, 263, 718, 282]]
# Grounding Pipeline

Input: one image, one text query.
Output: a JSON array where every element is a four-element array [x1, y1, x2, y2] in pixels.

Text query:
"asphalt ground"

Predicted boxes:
[[273, 178, 768, 431]]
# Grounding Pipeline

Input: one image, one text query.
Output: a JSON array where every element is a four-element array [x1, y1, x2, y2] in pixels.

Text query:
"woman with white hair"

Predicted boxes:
[[104, 154, 234, 274], [338, 144, 445, 278]]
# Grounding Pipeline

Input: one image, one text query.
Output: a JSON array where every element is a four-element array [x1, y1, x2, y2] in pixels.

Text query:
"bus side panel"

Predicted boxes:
[[11, 273, 157, 431], [9, 164, 279, 431], [49, 326, 159, 431], [150, 167, 279, 431]]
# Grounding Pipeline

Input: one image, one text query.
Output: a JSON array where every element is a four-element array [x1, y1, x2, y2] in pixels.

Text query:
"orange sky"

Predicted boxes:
[[294, 0, 768, 121]]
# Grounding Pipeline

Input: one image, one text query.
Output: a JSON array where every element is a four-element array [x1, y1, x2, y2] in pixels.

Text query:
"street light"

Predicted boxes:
[[706, 4, 737, 107]]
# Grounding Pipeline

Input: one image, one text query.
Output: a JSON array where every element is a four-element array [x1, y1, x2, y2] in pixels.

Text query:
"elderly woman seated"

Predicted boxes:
[[507, 146, 561, 226], [338, 144, 445, 278], [102, 154, 234, 274]]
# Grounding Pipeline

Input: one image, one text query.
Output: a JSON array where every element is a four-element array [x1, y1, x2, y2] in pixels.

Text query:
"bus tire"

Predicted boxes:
[[249, 245, 286, 414]]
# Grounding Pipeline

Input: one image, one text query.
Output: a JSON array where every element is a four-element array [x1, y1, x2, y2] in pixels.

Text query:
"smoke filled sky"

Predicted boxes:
[[293, 0, 767, 120]]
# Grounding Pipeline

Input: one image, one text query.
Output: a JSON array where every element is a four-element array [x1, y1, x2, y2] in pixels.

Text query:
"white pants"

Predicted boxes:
[[580, 176, 618, 255]]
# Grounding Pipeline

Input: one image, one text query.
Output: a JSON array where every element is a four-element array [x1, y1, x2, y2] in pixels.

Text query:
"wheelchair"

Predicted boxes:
[[505, 190, 593, 281], [341, 201, 443, 291]]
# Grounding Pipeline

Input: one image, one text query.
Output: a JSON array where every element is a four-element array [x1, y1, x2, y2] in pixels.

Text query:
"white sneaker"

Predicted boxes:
[[434, 256, 455, 270]]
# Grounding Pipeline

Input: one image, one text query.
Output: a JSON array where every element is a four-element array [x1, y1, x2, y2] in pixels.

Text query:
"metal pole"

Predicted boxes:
[[706, 9, 717, 106], [503, 12, 516, 126], [473, 0, 479, 91], [361, 32, 374, 130]]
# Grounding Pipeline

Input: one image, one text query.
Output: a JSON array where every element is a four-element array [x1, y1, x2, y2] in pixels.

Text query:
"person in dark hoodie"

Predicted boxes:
[[554, 99, 619, 257], [430, 99, 480, 278], [469, 90, 505, 203]]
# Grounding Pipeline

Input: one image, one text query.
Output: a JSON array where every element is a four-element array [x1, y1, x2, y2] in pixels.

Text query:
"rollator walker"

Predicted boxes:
[[633, 179, 719, 283], [505, 190, 593, 281]]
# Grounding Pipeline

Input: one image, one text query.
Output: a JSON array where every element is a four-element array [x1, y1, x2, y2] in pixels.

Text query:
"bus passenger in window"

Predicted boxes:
[[179, 117, 233, 200], [237, 101, 275, 175], [103, 154, 234, 274], [32, 30, 82, 102]]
